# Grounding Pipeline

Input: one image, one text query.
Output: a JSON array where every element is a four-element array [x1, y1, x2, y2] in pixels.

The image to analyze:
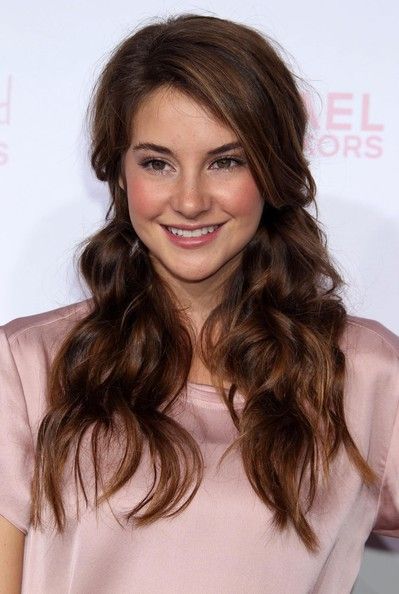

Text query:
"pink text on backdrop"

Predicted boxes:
[[303, 92, 384, 159], [0, 75, 12, 125]]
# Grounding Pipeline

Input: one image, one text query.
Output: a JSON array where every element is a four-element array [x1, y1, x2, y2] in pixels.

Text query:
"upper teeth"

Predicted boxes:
[[167, 225, 220, 237]]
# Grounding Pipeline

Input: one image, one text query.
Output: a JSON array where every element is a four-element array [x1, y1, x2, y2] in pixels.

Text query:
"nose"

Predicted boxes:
[[170, 174, 212, 219]]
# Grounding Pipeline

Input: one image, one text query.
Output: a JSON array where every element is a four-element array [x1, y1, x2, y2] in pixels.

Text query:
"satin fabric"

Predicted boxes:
[[0, 298, 398, 593]]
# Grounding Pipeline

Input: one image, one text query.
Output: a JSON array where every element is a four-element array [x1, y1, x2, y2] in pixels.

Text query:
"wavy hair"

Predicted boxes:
[[30, 13, 377, 552]]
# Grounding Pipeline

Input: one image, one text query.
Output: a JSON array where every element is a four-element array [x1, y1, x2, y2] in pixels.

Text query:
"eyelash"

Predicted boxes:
[[139, 156, 246, 175]]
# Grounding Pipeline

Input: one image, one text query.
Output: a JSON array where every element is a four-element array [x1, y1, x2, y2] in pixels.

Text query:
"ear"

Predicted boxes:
[[118, 174, 126, 192], [118, 156, 127, 192]]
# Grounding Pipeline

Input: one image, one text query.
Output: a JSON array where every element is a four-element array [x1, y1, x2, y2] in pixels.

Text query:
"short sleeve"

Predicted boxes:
[[372, 348, 399, 538], [0, 325, 34, 534]]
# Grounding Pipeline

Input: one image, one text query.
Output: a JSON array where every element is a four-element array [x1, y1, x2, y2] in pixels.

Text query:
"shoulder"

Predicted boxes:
[[341, 314, 399, 410], [340, 315, 399, 464], [0, 298, 95, 428], [0, 298, 94, 364], [342, 314, 399, 365], [2, 298, 93, 343]]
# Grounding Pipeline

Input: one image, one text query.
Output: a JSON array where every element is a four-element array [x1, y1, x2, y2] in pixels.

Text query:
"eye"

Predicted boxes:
[[139, 158, 172, 175], [210, 157, 245, 170], [138, 155, 246, 175]]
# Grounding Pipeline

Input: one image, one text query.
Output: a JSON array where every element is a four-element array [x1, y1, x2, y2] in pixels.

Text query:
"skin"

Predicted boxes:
[[0, 515, 24, 594], [120, 85, 264, 332]]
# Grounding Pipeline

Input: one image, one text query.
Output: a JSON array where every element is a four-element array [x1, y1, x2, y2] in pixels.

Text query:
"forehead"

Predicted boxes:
[[130, 86, 237, 148]]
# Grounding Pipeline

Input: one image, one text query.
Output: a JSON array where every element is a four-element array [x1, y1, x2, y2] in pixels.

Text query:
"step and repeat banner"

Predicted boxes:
[[1, 1, 398, 591]]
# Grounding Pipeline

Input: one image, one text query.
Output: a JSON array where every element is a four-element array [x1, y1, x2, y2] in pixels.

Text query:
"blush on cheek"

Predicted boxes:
[[226, 178, 263, 217], [126, 178, 155, 217]]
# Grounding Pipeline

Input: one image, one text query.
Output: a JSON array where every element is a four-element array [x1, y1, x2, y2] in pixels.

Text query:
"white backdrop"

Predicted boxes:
[[1, 1, 398, 590]]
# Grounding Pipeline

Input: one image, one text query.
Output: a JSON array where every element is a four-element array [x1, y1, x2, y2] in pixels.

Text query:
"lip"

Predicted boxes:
[[161, 222, 225, 249], [161, 223, 224, 230]]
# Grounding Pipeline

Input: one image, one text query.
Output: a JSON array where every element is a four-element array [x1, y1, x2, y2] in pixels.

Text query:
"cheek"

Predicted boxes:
[[126, 177, 157, 219], [225, 177, 263, 218]]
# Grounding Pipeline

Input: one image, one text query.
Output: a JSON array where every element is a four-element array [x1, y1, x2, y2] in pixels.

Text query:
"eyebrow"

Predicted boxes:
[[131, 141, 244, 156]]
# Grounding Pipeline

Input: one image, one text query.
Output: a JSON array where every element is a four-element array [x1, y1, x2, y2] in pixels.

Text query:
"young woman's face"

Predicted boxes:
[[121, 86, 264, 288]]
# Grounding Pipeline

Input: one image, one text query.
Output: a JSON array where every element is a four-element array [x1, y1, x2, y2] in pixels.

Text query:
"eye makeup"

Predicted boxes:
[[138, 155, 246, 175]]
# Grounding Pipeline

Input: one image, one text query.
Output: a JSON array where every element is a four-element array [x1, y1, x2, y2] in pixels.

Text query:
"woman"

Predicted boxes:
[[1, 13, 398, 594]]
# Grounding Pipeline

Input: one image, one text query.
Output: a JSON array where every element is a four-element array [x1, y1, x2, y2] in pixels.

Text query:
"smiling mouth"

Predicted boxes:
[[166, 225, 221, 237], [162, 223, 225, 237]]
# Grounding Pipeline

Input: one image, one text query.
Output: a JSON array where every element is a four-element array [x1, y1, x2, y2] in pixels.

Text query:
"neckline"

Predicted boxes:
[[187, 381, 218, 392], [185, 381, 245, 408]]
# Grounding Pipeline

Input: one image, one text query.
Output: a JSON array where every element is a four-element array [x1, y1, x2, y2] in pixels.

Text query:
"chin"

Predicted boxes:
[[170, 266, 222, 282], [175, 272, 215, 282]]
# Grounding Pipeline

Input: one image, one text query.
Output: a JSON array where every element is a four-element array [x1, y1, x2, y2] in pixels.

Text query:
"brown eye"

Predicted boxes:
[[211, 157, 245, 170], [140, 158, 171, 174]]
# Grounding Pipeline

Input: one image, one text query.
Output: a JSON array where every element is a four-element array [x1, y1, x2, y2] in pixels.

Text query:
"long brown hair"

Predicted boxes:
[[30, 13, 377, 552]]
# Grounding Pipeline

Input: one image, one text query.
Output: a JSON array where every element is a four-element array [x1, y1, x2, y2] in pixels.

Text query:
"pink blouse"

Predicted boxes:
[[0, 298, 398, 593]]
